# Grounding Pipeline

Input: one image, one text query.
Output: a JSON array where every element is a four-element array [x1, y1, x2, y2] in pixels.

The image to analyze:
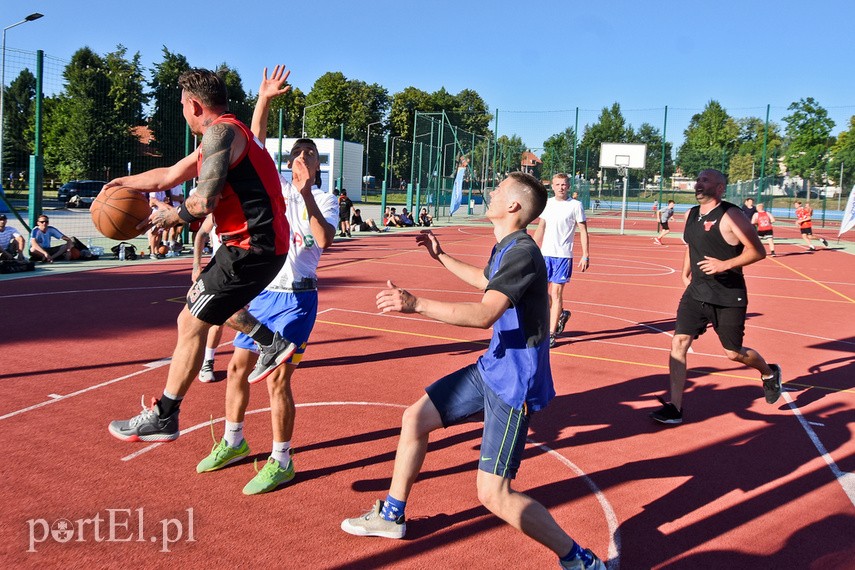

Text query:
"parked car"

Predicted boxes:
[[795, 188, 819, 199], [57, 180, 107, 207]]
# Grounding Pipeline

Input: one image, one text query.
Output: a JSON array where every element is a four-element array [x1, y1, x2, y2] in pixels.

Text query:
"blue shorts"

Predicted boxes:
[[544, 256, 572, 284], [233, 289, 319, 365], [425, 364, 530, 480]]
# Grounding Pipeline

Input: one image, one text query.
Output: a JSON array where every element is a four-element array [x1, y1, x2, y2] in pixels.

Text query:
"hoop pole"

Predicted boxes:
[[620, 167, 629, 235]]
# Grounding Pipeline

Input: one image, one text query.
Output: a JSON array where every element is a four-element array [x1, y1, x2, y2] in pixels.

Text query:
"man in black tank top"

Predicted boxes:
[[650, 169, 782, 425]]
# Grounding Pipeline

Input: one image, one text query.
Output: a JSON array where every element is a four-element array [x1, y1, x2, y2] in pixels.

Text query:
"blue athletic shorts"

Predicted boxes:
[[544, 256, 572, 284], [233, 289, 319, 365], [425, 363, 530, 479]]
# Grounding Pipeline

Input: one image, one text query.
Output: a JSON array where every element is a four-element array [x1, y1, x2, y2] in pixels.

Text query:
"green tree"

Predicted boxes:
[[634, 122, 674, 185], [2, 68, 36, 179], [215, 63, 250, 124], [305, 71, 350, 138], [495, 134, 526, 176], [148, 48, 191, 166], [782, 97, 835, 183], [728, 154, 756, 182], [676, 100, 739, 177], [829, 115, 855, 189], [43, 47, 141, 181], [734, 116, 783, 180], [541, 127, 576, 179], [256, 86, 305, 139]]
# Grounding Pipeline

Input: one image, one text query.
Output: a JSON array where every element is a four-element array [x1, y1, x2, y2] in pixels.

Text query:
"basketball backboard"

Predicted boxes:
[[599, 143, 647, 170]]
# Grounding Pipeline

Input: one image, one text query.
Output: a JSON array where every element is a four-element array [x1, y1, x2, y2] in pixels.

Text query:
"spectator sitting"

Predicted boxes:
[[417, 207, 433, 227], [0, 213, 26, 261], [29, 215, 74, 263], [399, 208, 415, 227], [351, 209, 383, 232], [385, 207, 404, 227]]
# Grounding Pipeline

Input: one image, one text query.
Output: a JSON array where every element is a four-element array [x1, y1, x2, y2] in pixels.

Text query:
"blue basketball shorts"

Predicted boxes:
[[544, 256, 573, 284], [233, 289, 319, 365]]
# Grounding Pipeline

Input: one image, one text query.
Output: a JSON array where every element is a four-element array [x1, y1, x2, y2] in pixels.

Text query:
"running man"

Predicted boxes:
[[108, 68, 297, 443], [650, 169, 782, 425], [533, 173, 590, 348], [341, 172, 605, 570], [751, 203, 777, 257], [794, 201, 829, 251], [195, 65, 338, 495], [654, 200, 676, 245]]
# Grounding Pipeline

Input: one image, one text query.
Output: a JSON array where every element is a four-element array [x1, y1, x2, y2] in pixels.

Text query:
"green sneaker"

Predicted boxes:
[[242, 457, 295, 495], [196, 438, 250, 473]]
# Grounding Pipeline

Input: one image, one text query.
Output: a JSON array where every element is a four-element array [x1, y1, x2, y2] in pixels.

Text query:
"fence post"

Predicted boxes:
[[27, 50, 44, 227], [658, 105, 667, 212], [759, 104, 769, 200], [337, 123, 344, 191]]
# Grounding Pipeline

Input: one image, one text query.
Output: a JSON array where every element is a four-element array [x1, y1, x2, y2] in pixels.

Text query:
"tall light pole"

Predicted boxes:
[[301, 99, 330, 138], [0, 12, 43, 187], [364, 121, 381, 190]]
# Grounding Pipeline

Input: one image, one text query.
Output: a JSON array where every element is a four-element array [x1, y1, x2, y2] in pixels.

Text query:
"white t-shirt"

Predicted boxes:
[[265, 177, 339, 291], [0, 225, 22, 249], [539, 197, 586, 259]]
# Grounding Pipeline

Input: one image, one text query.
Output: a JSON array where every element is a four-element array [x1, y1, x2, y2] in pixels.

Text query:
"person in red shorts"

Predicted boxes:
[[107, 68, 297, 443], [751, 202, 777, 257], [794, 200, 829, 251]]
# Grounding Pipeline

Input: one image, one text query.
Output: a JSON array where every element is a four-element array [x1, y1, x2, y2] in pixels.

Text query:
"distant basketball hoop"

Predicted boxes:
[[599, 143, 647, 235]]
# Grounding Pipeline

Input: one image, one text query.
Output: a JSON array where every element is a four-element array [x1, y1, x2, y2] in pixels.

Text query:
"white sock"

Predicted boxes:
[[271, 441, 291, 466], [224, 421, 244, 448], [204, 347, 216, 361]]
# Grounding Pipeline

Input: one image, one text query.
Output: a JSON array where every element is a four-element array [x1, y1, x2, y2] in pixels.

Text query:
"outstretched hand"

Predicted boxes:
[[258, 65, 291, 101], [415, 230, 443, 260], [376, 280, 418, 314]]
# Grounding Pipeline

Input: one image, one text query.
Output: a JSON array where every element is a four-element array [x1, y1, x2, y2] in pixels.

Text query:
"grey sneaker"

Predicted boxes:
[[108, 396, 179, 442], [556, 310, 571, 335], [341, 500, 406, 539], [559, 549, 606, 569], [198, 359, 215, 383], [649, 396, 683, 425], [762, 364, 782, 404], [820, 237, 829, 247], [247, 332, 297, 384]]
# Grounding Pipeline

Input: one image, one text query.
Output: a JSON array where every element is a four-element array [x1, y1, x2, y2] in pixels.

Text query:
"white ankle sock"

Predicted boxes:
[[204, 347, 216, 361], [224, 421, 244, 448], [271, 441, 291, 466]]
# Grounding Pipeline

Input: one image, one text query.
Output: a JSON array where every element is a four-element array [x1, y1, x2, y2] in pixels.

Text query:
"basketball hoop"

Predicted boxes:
[[615, 155, 630, 178], [616, 166, 628, 178]]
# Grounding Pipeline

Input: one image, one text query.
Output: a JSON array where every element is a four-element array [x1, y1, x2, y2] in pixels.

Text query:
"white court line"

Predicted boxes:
[[783, 391, 855, 508], [0, 358, 171, 421], [121, 401, 621, 569], [0, 285, 184, 300]]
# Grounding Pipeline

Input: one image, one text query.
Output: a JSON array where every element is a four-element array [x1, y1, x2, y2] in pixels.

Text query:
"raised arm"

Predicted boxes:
[[251, 65, 291, 141], [416, 230, 488, 290]]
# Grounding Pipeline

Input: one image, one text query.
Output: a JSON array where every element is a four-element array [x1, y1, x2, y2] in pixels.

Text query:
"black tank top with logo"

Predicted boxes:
[[684, 201, 747, 307]]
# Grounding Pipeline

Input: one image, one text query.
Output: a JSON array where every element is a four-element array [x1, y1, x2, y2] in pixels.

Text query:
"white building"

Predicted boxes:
[[262, 138, 364, 201]]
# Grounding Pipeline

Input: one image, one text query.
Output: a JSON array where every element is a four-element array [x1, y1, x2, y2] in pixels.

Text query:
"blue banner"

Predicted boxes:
[[450, 166, 466, 215]]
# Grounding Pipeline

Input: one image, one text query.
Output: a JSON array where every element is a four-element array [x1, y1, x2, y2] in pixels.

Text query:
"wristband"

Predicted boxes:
[[177, 203, 200, 224], [582, 257, 589, 261]]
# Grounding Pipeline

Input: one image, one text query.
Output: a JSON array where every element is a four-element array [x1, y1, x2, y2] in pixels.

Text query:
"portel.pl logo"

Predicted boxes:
[[27, 507, 195, 553]]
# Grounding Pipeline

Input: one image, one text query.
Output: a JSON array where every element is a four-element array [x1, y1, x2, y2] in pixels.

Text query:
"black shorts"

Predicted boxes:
[[758, 229, 773, 238], [675, 291, 746, 352], [800, 227, 813, 235], [660, 221, 670, 230], [187, 245, 286, 325]]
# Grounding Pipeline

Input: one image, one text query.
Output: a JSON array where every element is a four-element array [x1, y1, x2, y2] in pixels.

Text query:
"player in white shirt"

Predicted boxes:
[[195, 66, 338, 495], [533, 173, 590, 348]]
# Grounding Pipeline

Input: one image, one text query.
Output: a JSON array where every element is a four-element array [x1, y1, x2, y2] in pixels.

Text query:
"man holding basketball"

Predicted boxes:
[[195, 66, 339, 495], [340, 172, 605, 570], [107, 68, 298, 443]]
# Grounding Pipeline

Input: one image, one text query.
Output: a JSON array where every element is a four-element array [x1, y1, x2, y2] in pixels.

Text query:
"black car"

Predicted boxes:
[[57, 180, 107, 207]]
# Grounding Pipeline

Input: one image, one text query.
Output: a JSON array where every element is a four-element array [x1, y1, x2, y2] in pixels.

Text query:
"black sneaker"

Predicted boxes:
[[248, 332, 297, 384], [649, 396, 682, 425], [549, 334, 556, 349], [820, 237, 829, 247], [109, 396, 180, 442], [762, 364, 782, 404], [556, 310, 571, 335]]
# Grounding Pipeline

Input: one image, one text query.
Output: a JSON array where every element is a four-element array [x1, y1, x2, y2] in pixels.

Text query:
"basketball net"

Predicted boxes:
[[617, 166, 628, 178]]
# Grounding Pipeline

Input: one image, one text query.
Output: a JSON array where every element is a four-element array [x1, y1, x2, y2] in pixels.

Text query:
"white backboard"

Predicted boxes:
[[599, 143, 647, 170]]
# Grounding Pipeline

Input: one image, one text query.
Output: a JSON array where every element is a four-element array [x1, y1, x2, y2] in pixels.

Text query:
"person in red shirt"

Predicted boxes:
[[751, 202, 777, 257], [794, 201, 829, 251]]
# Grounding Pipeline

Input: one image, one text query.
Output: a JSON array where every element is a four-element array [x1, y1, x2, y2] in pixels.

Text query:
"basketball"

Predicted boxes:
[[157, 245, 169, 256], [90, 186, 151, 240], [69, 247, 81, 260]]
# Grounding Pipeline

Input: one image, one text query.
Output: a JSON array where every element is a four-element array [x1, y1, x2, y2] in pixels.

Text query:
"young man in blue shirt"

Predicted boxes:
[[341, 172, 605, 570]]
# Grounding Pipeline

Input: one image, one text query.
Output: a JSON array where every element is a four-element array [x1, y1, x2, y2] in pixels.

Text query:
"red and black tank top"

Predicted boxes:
[[197, 114, 289, 256]]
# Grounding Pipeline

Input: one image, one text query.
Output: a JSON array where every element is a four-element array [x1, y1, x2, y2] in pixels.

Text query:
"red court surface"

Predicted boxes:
[[1, 219, 854, 569]]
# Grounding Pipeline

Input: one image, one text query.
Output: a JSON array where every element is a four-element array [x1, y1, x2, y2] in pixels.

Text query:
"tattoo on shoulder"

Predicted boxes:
[[195, 123, 236, 203]]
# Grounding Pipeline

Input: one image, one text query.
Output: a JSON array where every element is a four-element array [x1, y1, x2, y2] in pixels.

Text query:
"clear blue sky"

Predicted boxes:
[[6, 0, 855, 150]]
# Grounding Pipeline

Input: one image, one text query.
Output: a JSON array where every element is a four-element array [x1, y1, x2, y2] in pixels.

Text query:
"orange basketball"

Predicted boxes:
[[157, 245, 169, 256], [90, 186, 150, 240], [69, 247, 81, 260]]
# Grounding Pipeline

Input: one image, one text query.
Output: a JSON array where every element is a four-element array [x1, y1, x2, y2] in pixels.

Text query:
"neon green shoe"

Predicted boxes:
[[196, 438, 250, 473], [242, 457, 295, 495]]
